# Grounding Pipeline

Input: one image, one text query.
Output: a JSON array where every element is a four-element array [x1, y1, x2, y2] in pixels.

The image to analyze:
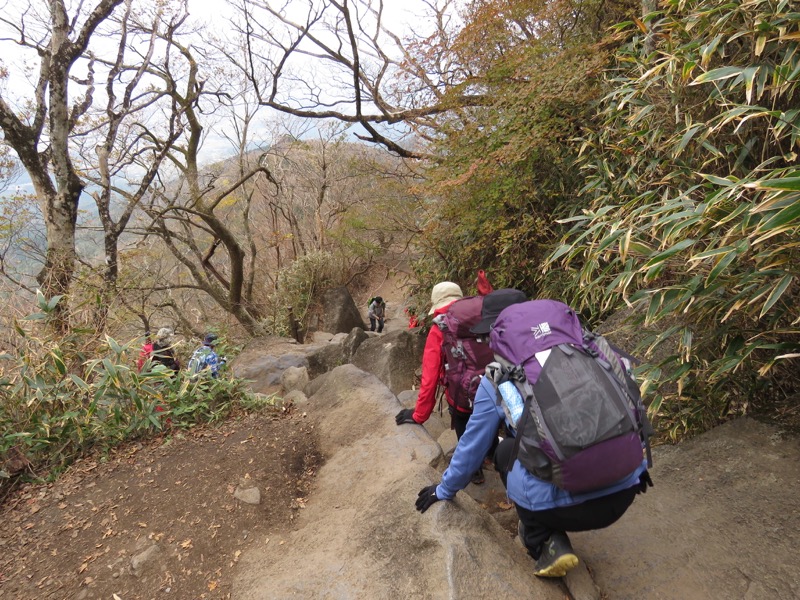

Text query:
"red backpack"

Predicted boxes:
[[435, 296, 496, 412]]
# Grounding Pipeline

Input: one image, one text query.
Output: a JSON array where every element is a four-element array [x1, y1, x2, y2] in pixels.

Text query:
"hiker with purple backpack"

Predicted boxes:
[[415, 299, 653, 578]]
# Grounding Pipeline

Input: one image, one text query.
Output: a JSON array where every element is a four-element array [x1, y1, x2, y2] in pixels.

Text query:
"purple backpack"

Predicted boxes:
[[488, 299, 652, 493], [435, 296, 496, 412]]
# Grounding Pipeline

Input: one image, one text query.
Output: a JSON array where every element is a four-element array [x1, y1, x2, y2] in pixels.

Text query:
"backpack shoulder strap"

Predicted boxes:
[[506, 380, 533, 473], [501, 362, 569, 471]]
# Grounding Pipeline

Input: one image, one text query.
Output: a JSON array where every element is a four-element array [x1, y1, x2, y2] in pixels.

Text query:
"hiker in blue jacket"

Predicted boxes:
[[188, 333, 223, 378], [415, 374, 652, 578]]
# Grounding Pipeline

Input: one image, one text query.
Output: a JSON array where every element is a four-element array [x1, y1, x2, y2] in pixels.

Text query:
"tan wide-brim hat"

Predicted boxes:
[[428, 281, 464, 315]]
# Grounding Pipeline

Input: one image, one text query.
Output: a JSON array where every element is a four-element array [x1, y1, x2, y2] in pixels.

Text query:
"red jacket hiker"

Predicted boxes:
[[477, 269, 493, 296], [405, 307, 420, 329], [396, 282, 465, 425], [136, 340, 153, 372], [412, 303, 458, 423]]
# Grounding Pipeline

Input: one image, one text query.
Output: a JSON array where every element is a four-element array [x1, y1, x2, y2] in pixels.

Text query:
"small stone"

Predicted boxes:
[[130, 544, 162, 576], [234, 486, 261, 505]]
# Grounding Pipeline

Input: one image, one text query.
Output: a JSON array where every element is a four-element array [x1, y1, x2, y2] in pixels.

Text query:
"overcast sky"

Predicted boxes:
[[1, 0, 445, 195]]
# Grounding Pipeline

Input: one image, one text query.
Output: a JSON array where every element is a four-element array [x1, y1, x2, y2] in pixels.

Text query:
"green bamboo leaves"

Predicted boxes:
[[546, 0, 800, 439], [1, 318, 260, 483]]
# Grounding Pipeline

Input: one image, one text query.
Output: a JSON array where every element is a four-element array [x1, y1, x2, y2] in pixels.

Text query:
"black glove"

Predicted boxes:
[[415, 484, 441, 513], [395, 408, 418, 426]]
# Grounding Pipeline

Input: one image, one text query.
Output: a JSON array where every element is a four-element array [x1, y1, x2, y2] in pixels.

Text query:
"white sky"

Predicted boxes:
[[1, 0, 451, 193]]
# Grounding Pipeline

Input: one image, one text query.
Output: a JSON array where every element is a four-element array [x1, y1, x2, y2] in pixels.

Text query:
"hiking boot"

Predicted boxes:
[[533, 532, 579, 578], [470, 468, 485, 485]]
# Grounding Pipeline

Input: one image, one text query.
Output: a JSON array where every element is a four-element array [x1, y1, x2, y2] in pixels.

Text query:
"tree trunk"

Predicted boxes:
[[36, 187, 81, 332]]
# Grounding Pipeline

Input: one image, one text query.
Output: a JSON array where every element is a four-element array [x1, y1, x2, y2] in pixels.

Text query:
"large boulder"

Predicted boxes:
[[280, 366, 310, 393], [233, 365, 565, 600], [341, 326, 369, 361], [306, 343, 346, 379], [322, 286, 365, 334], [232, 353, 309, 395], [351, 329, 426, 395]]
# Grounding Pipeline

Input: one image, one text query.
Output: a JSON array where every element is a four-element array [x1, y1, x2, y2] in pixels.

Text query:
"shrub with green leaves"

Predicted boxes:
[[259, 250, 348, 336], [0, 292, 274, 488], [547, 0, 800, 439]]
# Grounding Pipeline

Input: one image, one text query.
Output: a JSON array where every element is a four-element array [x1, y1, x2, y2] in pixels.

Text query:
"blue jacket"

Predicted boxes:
[[188, 345, 221, 378], [435, 376, 647, 511]]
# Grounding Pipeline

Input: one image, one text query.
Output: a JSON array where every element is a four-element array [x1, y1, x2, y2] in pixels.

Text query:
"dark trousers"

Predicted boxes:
[[369, 317, 384, 333], [494, 437, 638, 559]]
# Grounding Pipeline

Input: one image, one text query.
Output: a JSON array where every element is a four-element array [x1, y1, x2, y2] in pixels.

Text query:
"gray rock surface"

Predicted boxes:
[[232, 352, 309, 395], [280, 366, 309, 393], [571, 417, 800, 600], [234, 486, 262, 505], [230, 331, 800, 600], [310, 331, 334, 343], [330, 332, 348, 344], [283, 389, 308, 407], [397, 389, 419, 407], [341, 326, 369, 361], [351, 328, 426, 394], [306, 342, 346, 378], [233, 365, 566, 600], [322, 286, 365, 333], [130, 544, 162, 577]]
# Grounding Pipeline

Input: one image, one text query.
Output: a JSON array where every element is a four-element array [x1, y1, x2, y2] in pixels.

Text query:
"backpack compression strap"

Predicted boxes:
[[584, 332, 654, 468]]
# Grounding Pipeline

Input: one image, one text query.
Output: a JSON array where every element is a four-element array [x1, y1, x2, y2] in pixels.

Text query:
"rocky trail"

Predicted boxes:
[[1, 280, 798, 600]]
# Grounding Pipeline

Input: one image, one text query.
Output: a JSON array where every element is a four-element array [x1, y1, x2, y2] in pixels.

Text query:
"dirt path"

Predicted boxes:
[[0, 410, 320, 600]]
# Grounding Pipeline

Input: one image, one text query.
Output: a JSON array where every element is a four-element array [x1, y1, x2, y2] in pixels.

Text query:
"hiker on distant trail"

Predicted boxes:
[[404, 306, 420, 329], [415, 299, 653, 579], [152, 327, 180, 372], [136, 332, 153, 372], [476, 269, 493, 296], [368, 296, 386, 333], [187, 333, 223, 378]]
